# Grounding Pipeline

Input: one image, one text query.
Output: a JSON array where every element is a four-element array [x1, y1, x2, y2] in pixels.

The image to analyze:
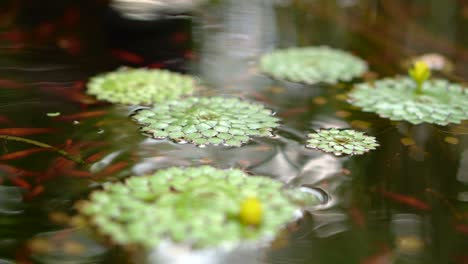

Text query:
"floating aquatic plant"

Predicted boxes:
[[75, 166, 316, 249], [306, 129, 379, 156], [260, 46, 368, 84], [132, 97, 280, 147], [87, 68, 195, 105], [349, 62, 468, 125]]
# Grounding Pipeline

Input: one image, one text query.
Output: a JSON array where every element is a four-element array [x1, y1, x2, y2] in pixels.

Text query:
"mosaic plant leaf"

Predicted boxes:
[[87, 68, 195, 105], [306, 129, 378, 156], [75, 166, 317, 249], [348, 77, 468, 125], [260, 46, 368, 85], [132, 97, 280, 147]]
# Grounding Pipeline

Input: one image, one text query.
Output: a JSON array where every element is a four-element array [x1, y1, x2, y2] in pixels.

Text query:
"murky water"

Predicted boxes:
[[0, 0, 467, 263]]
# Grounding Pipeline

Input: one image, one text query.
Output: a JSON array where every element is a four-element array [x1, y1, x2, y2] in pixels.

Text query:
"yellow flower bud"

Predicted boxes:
[[239, 197, 263, 226], [409, 61, 431, 93]]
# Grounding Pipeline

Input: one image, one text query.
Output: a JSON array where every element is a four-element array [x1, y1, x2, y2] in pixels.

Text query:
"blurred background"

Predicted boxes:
[[0, 0, 467, 263]]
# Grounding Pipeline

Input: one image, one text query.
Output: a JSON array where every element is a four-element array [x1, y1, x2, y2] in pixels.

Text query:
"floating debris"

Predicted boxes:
[[444, 136, 459, 145], [400, 137, 416, 146], [75, 166, 317, 249], [55, 110, 107, 121], [260, 46, 367, 84], [87, 68, 195, 105], [132, 97, 280, 147], [306, 128, 379, 156], [312, 96, 327, 105], [348, 77, 468, 125], [396, 235, 424, 254], [350, 120, 371, 130], [28, 238, 54, 254], [335, 110, 352, 118], [46, 112, 61, 117], [0, 135, 83, 164]]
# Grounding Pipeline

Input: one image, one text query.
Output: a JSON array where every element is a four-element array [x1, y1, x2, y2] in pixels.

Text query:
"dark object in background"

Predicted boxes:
[[103, 5, 193, 71], [1, 0, 194, 71]]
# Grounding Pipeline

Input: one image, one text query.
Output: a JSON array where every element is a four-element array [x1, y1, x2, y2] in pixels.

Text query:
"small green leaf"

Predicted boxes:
[[132, 97, 280, 147], [306, 129, 378, 156], [46, 112, 61, 117]]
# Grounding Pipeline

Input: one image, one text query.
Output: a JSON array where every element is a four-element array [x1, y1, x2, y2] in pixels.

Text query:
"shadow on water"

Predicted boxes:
[[0, 0, 467, 263]]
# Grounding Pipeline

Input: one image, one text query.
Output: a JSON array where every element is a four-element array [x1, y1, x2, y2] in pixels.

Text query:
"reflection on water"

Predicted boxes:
[[111, 0, 208, 20], [0, 0, 467, 263], [197, 0, 278, 90], [0, 186, 23, 215], [148, 242, 264, 264], [391, 214, 426, 262], [457, 149, 468, 184], [30, 229, 107, 264]]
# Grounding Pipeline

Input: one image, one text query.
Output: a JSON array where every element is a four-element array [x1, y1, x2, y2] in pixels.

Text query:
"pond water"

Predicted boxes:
[[0, 0, 467, 263]]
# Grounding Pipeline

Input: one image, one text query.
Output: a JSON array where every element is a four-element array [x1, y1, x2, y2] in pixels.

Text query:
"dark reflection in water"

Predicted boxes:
[[0, 0, 467, 263]]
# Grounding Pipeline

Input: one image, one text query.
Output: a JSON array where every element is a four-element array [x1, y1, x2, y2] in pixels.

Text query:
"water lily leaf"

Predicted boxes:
[[132, 97, 280, 147], [349, 77, 468, 125], [306, 129, 379, 156], [260, 46, 367, 84], [76, 166, 317, 249], [87, 68, 195, 105]]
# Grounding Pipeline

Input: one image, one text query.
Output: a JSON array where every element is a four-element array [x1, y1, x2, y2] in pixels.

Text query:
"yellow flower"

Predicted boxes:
[[239, 197, 263, 226], [409, 61, 431, 88]]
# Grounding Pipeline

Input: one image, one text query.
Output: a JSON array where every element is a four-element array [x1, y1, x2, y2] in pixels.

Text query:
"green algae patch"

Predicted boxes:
[[132, 97, 280, 147], [348, 77, 468, 125], [75, 166, 317, 249], [260, 46, 367, 85], [306, 128, 379, 156], [87, 68, 195, 105]]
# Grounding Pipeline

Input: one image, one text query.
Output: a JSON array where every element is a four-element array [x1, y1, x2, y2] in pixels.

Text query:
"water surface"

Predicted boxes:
[[0, 0, 467, 263]]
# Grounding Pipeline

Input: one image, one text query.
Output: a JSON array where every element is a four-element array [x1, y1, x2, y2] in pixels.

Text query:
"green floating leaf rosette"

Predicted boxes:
[[260, 46, 368, 84], [132, 97, 280, 147], [306, 129, 379, 156], [75, 166, 316, 249], [87, 68, 195, 105], [348, 77, 468, 125]]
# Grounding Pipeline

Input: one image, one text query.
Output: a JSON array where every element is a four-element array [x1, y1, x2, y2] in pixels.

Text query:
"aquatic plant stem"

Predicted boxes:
[[0, 135, 84, 164], [415, 81, 423, 95], [349, 77, 468, 125]]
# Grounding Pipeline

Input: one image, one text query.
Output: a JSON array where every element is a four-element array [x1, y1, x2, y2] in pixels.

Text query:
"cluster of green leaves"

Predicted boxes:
[[77, 166, 316, 248], [260, 46, 368, 84], [87, 68, 195, 105], [306, 129, 379, 156], [78, 46, 398, 251], [132, 97, 280, 146], [348, 77, 468, 125]]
